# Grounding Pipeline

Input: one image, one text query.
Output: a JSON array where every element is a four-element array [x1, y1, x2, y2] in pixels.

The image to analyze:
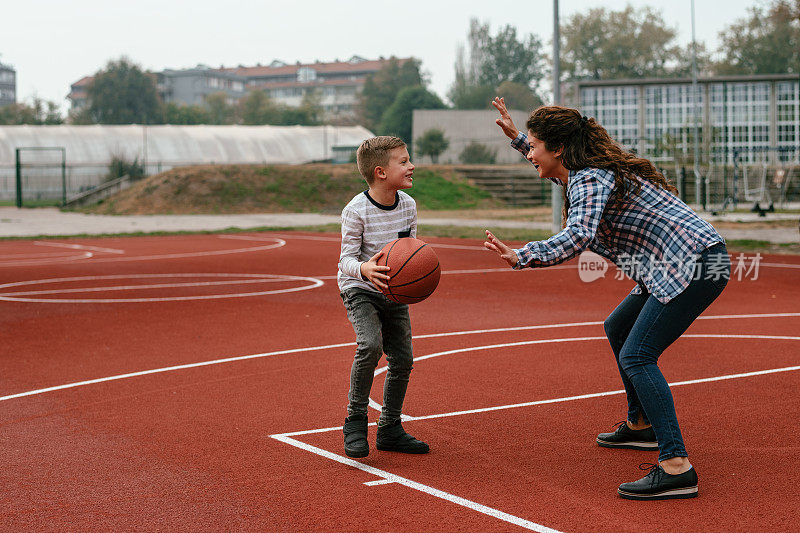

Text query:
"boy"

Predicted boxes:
[[337, 136, 429, 458]]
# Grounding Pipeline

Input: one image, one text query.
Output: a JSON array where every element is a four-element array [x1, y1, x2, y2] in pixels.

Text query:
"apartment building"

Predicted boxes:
[[0, 60, 16, 107], [573, 74, 800, 163], [68, 56, 407, 122]]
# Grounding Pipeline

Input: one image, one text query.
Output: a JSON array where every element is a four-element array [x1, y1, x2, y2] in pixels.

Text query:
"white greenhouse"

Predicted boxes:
[[0, 124, 372, 203]]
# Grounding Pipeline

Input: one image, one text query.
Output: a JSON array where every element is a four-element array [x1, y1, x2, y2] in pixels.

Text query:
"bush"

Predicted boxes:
[[107, 155, 145, 181], [459, 142, 497, 164], [415, 128, 450, 163]]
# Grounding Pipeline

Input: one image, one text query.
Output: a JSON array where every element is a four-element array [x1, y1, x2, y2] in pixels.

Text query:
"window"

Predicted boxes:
[[297, 67, 317, 82]]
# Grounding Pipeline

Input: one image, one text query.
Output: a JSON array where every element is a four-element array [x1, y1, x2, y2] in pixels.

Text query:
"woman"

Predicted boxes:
[[485, 98, 730, 500]]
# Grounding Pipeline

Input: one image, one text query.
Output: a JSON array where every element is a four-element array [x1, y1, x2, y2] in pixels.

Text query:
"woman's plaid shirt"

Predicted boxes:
[[511, 133, 723, 303]]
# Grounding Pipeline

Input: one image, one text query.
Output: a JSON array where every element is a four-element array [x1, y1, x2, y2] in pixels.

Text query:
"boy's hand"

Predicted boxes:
[[360, 250, 391, 290], [492, 97, 520, 140], [484, 230, 519, 268]]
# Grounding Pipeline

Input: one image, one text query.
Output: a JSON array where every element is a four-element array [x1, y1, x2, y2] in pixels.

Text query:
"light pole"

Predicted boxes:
[[551, 0, 563, 233], [691, 0, 701, 208]]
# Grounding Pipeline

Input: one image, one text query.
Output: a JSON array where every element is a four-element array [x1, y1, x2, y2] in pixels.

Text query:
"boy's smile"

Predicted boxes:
[[383, 146, 414, 190]]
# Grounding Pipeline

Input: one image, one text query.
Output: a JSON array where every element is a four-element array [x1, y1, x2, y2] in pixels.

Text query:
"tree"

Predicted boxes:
[[87, 58, 162, 124], [0, 98, 63, 125], [450, 84, 496, 110], [415, 128, 450, 163], [356, 57, 424, 131], [379, 86, 446, 145], [450, 18, 546, 106], [238, 89, 277, 125], [459, 142, 497, 164], [163, 102, 211, 124], [715, 0, 800, 74], [561, 6, 697, 79], [205, 92, 236, 125], [495, 81, 543, 112], [479, 24, 546, 89]]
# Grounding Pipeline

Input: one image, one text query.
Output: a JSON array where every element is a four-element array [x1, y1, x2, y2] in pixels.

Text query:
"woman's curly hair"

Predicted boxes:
[[526, 106, 677, 220]]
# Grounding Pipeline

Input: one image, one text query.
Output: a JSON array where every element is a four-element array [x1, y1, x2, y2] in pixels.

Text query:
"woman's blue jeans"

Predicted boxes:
[[603, 243, 730, 461]]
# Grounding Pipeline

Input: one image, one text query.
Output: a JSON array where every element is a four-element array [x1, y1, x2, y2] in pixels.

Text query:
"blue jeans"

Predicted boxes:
[[603, 243, 730, 461], [341, 288, 414, 425]]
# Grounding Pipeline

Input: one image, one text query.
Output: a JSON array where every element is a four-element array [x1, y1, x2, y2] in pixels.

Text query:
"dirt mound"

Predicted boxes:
[[84, 164, 499, 215], [87, 164, 367, 215]]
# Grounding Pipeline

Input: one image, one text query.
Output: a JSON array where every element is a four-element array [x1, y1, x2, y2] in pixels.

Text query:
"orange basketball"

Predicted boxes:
[[377, 237, 441, 304]]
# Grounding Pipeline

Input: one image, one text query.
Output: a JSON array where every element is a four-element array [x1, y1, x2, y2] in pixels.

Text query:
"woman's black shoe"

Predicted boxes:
[[618, 463, 698, 500], [597, 421, 658, 450]]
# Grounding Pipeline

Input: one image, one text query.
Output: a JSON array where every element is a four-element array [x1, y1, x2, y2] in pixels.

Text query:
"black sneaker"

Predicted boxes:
[[343, 415, 369, 458], [597, 421, 658, 450], [376, 420, 429, 454], [618, 463, 699, 500]]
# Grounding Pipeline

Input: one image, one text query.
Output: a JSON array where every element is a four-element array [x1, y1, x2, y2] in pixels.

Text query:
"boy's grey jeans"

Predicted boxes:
[[340, 287, 413, 425]]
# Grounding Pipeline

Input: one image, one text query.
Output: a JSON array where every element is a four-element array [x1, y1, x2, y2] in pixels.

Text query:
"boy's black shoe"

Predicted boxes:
[[618, 463, 699, 500], [597, 421, 658, 450], [376, 420, 429, 454], [343, 415, 369, 458]]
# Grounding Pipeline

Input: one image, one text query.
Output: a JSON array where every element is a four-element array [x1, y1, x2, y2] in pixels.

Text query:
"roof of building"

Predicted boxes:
[[575, 73, 800, 87], [224, 57, 409, 78], [71, 76, 94, 88]]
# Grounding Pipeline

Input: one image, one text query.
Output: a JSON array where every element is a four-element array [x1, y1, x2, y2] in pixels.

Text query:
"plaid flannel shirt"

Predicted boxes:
[[510, 132, 724, 304]]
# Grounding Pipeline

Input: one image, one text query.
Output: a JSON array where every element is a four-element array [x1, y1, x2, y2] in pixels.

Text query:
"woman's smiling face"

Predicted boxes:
[[526, 132, 567, 181]]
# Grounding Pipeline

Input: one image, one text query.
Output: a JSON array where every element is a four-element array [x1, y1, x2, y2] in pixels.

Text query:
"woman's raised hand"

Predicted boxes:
[[492, 97, 520, 140], [484, 230, 519, 268]]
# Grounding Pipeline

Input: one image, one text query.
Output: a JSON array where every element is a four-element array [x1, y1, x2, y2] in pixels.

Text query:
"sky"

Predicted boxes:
[[1, 0, 761, 112]]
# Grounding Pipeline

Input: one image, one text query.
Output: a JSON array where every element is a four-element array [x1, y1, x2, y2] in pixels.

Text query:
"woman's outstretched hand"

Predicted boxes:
[[492, 97, 520, 140], [484, 230, 519, 268]]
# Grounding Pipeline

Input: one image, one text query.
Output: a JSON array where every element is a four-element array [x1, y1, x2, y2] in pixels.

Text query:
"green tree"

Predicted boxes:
[[356, 57, 424, 131], [0, 98, 63, 125], [459, 142, 497, 164], [715, 0, 800, 74], [87, 57, 162, 124], [415, 128, 450, 163], [297, 89, 323, 125], [495, 81, 543, 112], [379, 86, 446, 145], [205, 92, 236, 125], [450, 84, 496, 110], [450, 18, 546, 106], [238, 90, 278, 124], [561, 6, 696, 79], [479, 25, 546, 88], [163, 102, 211, 124]]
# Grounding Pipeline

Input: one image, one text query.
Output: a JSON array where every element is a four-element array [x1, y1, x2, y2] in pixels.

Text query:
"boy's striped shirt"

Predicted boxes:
[[338, 191, 417, 293]]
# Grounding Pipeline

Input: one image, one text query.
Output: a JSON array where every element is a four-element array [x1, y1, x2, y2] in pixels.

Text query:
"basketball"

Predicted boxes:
[[377, 237, 441, 304]]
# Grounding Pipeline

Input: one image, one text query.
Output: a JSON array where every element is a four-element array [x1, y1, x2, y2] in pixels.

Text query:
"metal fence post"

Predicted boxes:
[[15, 148, 22, 208]]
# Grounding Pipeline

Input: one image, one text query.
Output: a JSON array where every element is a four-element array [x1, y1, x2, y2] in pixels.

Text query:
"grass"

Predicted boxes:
[[0, 200, 62, 207], [406, 169, 492, 210]]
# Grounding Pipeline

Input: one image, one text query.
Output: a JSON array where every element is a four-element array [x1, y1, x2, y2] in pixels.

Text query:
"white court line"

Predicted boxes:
[[83, 237, 286, 263], [270, 434, 561, 533], [1, 313, 797, 402], [0, 277, 301, 297], [34, 241, 125, 254], [274, 354, 800, 533], [0, 251, 93, 267], [366, 334, 800, 414]]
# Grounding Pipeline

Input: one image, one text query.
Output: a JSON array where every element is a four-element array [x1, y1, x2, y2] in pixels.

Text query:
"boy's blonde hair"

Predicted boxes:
[[356, 136, 407, 184]]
